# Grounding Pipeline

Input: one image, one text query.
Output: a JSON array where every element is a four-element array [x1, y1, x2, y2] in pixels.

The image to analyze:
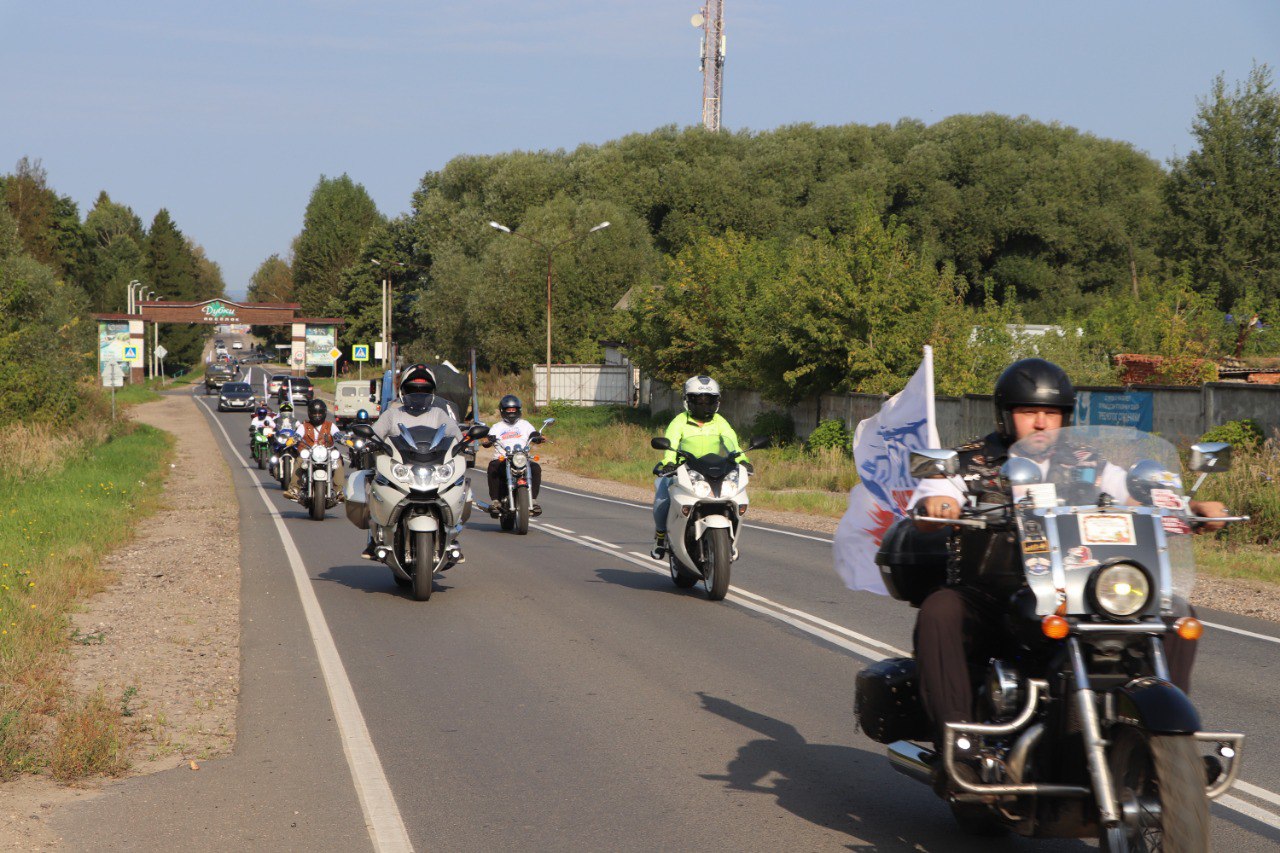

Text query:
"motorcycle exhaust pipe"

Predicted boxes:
[[888, 740, 936, 787]]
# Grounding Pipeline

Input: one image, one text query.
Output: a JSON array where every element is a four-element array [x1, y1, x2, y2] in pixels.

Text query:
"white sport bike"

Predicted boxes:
[[650, 434, 769, 600]]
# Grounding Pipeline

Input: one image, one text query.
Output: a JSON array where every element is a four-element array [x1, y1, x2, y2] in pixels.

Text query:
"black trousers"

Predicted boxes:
[[487, 458, 540, 500], [914, 586, 1197, 737]]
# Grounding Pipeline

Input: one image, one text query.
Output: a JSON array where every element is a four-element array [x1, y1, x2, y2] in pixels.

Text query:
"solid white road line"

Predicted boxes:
[[540, 485, 1280, 646], [197, 397, 413, 853]]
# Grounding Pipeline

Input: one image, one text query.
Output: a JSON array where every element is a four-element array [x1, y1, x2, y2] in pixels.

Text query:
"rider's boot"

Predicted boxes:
[[650, 531, 667, 560], [531, 503, 542, 517]]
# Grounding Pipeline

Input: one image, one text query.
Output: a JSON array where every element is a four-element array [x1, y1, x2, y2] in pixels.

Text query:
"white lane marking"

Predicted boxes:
[[542, 486, 1280, 646], [197, 397, 413, 852], [540, 484, 834, 543], [536, 524, 903, 661], [545, 521, 1280, 832], [1217, 794, 1280, 831], [539, 523, 575, 535], [578, 535, 619, 549]]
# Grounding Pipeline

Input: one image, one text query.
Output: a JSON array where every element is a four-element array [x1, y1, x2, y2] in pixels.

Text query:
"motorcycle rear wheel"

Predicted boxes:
[[703, 527, 732, 601], [411, 530, 435, 601], [1101, 727, 1209, 852], [514, 488, 530, 535]]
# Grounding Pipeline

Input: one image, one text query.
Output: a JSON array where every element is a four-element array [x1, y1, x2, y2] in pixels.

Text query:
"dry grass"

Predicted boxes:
[[48, 688, 133, 781]]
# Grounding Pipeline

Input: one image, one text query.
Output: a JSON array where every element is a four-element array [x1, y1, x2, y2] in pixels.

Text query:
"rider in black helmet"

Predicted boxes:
[[481, 394, 545, 517]]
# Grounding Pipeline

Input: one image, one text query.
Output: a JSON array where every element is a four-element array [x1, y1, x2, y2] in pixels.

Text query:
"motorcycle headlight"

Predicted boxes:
[[511, 451, 528, 469], [410, 465, 436, 488], [312, 445, 329, 463], [693, 480, 713, 498], [392, 463, 412, 483], [433, 461, 457, 484], [299, 448, 312, 461], [688, 470, 706, 483], [1091, 563, 1151, 619], [354, 439, 365, 449], [726, 468, 741, 485]]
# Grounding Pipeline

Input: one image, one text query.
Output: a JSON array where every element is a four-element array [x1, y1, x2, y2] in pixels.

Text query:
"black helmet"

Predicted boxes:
[[993, 358, 1075, 442], [280, 402, 294, 414], [355, 408, 371, 424], [399, 363, 436, 397], [307, 398, 328, 427], [255, 406, 268, 419], [499, 394, 522, 425]]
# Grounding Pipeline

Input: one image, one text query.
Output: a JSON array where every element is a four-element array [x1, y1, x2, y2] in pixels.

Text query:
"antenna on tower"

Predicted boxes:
[[692, 1, 725, 131]]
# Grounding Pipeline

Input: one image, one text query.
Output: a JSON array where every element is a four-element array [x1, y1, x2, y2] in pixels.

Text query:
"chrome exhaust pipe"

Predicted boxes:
[[888, 741, 935, 786]]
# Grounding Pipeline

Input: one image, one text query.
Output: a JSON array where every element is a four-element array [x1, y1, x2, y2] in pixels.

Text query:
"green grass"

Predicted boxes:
[[1195, 539, 1280, 586], [0, 423, 173, 779]]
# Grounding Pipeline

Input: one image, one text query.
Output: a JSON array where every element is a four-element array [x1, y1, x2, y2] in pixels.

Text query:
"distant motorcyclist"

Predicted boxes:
[[650, 375, 750, 559], [285, 399, 345, 500], [249, 406, 275, 447], [362, 364, 465, 560], [276, 401, 298, 433], [482, 394, 545, 517]]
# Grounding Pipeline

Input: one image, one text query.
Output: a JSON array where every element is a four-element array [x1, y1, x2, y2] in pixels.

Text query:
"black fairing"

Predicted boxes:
[[686, 452, 736, 482], [391, 426, 456, 464], [875, 518, 950, 606], [1114, 676, 1202, 734]]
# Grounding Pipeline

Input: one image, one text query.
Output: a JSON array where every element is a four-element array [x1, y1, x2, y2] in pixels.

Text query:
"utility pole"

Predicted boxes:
[[694, 1, 725, 131]]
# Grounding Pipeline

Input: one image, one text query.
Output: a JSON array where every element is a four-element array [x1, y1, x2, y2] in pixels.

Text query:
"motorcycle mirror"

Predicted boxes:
[[350, 423, 375, 438], [467, 424, 490, 440], [747, 435, 771, 451], [651, 436, 672, 451], [1189, 441, 1232, 474], [540, 417, 556, 430], [910, 449, 959, 479], [1000, 457, 1042, 489]]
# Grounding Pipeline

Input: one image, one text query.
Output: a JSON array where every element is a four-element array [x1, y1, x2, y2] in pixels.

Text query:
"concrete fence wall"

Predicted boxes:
[[640, 379, 1280, 447]]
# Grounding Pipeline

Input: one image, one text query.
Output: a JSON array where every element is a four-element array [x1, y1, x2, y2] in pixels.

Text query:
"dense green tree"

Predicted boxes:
[[144, 210, 205, 369], [83, 191, 147, 311], [1164, 64, 1280, 314], [293, 175, 383, 317]]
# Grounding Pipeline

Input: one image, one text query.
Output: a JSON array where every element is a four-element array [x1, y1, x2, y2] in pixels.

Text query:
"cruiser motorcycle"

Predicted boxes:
[[650, 434, 768, 600], [297, 438, 343, 521], [856, 426, 1247, 850], [489, 417, 554, 535], [344, 422, 487, 601]]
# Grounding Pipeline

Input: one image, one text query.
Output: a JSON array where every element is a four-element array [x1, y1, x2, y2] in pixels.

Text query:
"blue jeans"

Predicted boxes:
[[653, 477, 672, 533]]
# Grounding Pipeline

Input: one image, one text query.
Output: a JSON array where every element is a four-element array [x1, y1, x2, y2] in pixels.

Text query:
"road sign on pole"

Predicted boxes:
[[123, 345, 140, 362], [102, 362, 125, 388], [352, 345, 370, 362], [155, 344, 168, 360]]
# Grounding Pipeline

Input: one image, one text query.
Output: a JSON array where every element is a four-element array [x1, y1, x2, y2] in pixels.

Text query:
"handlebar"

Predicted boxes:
[[913, 515, 989, 530]]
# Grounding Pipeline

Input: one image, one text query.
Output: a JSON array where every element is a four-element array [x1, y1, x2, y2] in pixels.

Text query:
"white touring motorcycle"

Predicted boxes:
[[344, 422, 487, 601], [650, 434, 769, 600], [857, 427, 1248, 850]]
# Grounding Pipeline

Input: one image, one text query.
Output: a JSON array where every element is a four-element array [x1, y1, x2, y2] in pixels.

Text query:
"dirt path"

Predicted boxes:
[[1, 392, 240, 850]]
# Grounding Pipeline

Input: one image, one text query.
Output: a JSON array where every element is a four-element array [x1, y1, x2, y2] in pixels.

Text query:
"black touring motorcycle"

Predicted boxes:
[[856, 427, 1247, 850]]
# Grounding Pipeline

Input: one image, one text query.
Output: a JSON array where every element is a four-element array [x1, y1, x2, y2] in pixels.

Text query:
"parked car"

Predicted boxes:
[[334, 380, 381, 425], [204, 364, 235, 395], [217, 382, 257, 412], [277, 376, 315, 403]]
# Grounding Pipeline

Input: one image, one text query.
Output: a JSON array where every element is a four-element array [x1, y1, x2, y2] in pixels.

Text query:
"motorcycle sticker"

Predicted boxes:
[[1023, 537, 1050, 554], [1062, 545, 1098, 571], [1148, 488, 1185, 510], [1078, 513, 1136, 546], [1024, 556, 1052, 576]]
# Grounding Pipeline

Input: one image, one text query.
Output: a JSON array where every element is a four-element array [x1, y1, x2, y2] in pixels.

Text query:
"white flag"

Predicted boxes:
[[833, 346, 940, 594]]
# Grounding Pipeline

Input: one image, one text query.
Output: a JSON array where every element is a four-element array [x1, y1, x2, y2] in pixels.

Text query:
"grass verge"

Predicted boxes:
[[1195, 540, 1280, 586], [0, 421, 172, 779]]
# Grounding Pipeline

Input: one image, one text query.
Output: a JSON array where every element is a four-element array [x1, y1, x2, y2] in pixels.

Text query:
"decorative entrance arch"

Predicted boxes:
[[93, 298, 345, 382]]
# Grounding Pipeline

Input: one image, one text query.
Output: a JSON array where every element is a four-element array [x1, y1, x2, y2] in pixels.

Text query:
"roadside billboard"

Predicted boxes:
[[305, 325, 336, 368], [98, 320, 131, 380]]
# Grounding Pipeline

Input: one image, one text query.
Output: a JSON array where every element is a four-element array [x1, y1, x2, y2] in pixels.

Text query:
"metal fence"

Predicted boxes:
[[534, 364, 634, 407]]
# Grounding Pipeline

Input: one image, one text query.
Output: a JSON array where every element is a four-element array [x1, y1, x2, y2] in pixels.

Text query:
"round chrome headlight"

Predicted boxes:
[[1091, 563, 1151, 619], [299, 448, 312, 461], [312, 445, 329, 463], [433, 461, 457, 484], [392, 463, 412, 483], [511, 451, 529, 469]]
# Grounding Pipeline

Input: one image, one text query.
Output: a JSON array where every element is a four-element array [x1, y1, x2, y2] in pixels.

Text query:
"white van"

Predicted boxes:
[[334, 380, 379, 425]]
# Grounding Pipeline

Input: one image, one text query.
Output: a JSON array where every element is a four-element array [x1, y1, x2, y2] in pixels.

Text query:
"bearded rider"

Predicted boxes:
[[284, 398, 346, 500], [650, 375, 751, 559], [482, 394, 545, 517], [908, 358, 1228, 762]]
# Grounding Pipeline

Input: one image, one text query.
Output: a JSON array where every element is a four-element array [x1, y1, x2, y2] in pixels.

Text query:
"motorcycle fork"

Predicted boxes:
[[1068, 637, 1121, 829], [504, 461, 514, 511]]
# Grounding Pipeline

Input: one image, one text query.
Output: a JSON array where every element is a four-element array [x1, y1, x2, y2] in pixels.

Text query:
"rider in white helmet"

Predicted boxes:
[[650, 375, 752, 559]]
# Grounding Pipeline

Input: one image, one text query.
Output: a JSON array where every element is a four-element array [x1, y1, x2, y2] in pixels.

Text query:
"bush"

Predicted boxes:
[[1198, 439, 1280, 546], [807, 418, 852, 455], [1200, 418, 1265, 449], [750, 410, 795, 446]]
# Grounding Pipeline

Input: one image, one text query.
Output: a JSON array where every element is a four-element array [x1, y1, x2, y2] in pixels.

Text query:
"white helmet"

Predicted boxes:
[[683, 375, 721, 421]]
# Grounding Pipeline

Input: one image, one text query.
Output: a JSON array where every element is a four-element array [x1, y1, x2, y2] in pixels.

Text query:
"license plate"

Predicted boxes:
[[312, 470, 329, 481]]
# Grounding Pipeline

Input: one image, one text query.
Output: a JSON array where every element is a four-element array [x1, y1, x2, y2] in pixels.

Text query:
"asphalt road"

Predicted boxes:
[[57, 369, 1280, 851]]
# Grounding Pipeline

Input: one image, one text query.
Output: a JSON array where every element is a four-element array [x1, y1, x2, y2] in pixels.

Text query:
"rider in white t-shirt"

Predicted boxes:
[[482, 395, 545, 516]]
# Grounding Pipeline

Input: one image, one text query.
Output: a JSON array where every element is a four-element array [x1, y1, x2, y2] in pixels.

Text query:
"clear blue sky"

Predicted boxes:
[[2, 1, 1276, 300]]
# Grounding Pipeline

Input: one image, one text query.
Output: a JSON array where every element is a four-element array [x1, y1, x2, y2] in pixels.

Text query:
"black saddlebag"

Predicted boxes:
[[855, 657, 932, 744], [875, 518, 950, 606]]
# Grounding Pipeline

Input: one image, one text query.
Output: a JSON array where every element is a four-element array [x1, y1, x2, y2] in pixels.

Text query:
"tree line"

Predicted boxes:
[[261, 65, 1280, 399], [0, 158, 225, 424]]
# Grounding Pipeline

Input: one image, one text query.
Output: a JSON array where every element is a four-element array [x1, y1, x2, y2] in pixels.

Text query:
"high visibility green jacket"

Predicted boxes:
[[660, 412, 747, 466]]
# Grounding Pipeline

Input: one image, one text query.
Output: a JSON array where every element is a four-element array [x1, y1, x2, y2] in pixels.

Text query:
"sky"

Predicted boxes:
[[2, 1, 1277, 300]]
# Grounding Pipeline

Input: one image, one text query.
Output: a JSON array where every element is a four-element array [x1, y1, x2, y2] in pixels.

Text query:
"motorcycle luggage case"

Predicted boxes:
[[344, 469, 371, 530], [855, 657, 932, 744], [875, 518, 949, 607]]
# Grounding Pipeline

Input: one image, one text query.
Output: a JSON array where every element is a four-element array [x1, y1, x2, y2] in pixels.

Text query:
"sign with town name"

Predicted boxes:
[[200, 300, 239, 322]]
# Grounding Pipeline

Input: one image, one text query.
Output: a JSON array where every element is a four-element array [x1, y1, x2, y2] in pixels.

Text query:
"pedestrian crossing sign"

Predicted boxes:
[[353, 345, 370, 362], [123, 345, 140, 362]]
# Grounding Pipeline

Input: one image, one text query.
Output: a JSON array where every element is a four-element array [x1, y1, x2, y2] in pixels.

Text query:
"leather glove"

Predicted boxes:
[[654, 463, 677, 477]]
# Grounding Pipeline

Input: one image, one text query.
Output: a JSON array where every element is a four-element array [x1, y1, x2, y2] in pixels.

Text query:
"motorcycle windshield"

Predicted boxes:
[[1008, 425, 1194, 604], [678, 436, 736, 481], [392, 424, 455, 463]]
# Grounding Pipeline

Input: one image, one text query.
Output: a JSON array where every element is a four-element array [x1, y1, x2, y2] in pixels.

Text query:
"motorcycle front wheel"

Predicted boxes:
[[514, 488, 530, 535], [670, 550, 698, 589], [309, 484, 326, 520], [411, 530, 435, 601], [1101, 727, 1209, 853], [257, 447, 266, 470], [702, 527, 732, 601]]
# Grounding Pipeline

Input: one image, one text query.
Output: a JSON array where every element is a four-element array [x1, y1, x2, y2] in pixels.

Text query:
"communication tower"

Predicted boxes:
[[692, 2, 725, 131]]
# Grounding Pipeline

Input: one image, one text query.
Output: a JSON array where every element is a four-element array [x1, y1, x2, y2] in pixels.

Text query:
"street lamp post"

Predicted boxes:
[[370, 258, 406, 374], [488, 220, 610, 406], [152, 296, 164, 381], [142, 290, 156, 378], [127, 279, 143, 314]]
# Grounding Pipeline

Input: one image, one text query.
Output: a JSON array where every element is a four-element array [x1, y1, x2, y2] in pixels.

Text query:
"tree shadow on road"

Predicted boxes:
[[696, 692, 1047, 852]]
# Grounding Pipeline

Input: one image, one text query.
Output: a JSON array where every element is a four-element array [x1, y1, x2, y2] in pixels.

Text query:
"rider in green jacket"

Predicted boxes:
[[651, 375, 752, 559]]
